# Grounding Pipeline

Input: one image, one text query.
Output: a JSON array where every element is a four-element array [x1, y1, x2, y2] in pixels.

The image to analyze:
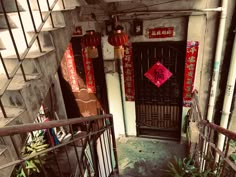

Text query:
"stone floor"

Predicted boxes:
[[116, 137, 187, 177]]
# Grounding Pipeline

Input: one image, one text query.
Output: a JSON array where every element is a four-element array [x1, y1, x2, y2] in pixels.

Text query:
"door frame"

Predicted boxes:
[[133, 41, 186, 141]]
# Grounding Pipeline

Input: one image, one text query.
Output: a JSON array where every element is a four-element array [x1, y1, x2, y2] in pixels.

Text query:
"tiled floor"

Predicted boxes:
[[116, 137, 187, 177]]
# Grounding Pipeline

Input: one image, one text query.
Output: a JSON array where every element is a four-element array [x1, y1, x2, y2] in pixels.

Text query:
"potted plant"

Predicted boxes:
[[14, 134, 49, 177]]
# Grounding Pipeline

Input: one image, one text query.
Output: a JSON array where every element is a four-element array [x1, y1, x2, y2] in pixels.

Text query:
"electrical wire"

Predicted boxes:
[[119, 0, 184, 13]]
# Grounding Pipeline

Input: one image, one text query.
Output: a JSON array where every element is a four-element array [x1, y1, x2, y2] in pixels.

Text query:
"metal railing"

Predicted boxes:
[[0, 0, 66, 118], [0, 114, 119, 177], [189, 91, 236, 176]]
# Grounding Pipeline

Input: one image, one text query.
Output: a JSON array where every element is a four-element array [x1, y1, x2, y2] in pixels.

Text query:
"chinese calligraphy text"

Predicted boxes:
[[122, 43, 135, 101], [183, 41, 199, 107]]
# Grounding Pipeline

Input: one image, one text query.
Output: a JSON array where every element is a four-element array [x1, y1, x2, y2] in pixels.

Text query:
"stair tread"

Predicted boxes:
[[0, 26, 65, 33], [4, 47, 55, 59], [0, 10, 50, 15], [26, 26, 65, 33], [0, 107, 25, 126], [53, 7, 77, 12], [41, 26, 65, 31], [0, 7, 76, 15], [0, 145, 7, 155], [0, 73, 40, 91]]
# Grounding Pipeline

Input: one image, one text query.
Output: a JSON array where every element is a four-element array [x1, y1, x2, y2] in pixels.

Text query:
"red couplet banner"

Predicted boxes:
[[82, 48, 96, 93], [122, 43, 135, 101], [183, 41, 199, 107], [64, 43, 80, 92]]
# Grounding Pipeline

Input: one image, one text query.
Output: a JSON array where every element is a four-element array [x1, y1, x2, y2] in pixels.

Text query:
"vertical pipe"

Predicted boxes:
[[217, 29, 236, 161], [106, 125, 114, 175], [207, 0, 229, 123], [109, 115, 119, 174], [117, 59, 127, 136]]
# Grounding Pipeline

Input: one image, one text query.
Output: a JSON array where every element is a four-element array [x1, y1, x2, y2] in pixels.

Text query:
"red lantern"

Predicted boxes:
[[108, 29, 128, 59], [81, 30, 101, 58]]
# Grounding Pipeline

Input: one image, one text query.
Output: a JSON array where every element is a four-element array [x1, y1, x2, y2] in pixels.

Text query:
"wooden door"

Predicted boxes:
[[133, 41, 186, 140]]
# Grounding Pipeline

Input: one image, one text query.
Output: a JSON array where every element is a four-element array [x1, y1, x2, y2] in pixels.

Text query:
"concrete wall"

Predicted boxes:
[[96, 4, 219, 138], [78, 0, 236, 139], [100, 3, 222, 138], [101, 17, 189, 137]]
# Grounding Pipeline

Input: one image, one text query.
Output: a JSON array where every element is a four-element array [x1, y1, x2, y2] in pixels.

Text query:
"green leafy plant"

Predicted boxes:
[[166, 156, 220, 177], [15, 134, 49, 177], [229, 140, 236, 164]]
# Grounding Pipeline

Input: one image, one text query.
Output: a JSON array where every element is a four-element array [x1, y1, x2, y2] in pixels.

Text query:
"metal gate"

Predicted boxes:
[[133, 42, 186, 140]]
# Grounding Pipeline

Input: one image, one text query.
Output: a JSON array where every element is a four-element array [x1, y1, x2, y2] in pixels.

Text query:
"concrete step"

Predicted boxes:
[[0, 10, 66, 30], [0, 145, 14, 177], [0, 29, 55, 58], [0, 7, 79, 121], [1, 90, 25, 109], [0, 11, 66, 58], [0, 73, 40, 91], [0, 107, 25, 125], [0, 0, 80, 13], [0, 50, 59, 120], [2, 47, 54, 75], [0, 73, 39, 113], [50, 7, 79, 63]]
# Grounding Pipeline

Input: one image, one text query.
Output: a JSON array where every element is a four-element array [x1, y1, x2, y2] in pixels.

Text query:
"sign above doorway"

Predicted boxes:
[[148, 27, 174, 39]]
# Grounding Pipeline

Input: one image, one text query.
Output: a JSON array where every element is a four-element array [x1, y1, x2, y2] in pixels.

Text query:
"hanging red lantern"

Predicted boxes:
[[81, 30, 101, 58], [108, 27, 128, 59]]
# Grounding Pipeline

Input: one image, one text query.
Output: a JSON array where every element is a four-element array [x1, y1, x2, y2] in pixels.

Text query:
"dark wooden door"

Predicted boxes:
[[133, 41, 186, 140]]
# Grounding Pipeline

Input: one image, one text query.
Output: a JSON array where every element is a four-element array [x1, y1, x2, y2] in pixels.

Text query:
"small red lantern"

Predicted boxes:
[[81, 30, 101, 58], [108, 27, 128, 59]]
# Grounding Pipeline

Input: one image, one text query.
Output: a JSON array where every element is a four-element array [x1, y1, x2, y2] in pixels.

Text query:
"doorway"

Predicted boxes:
[[133, 41, 186, 140]]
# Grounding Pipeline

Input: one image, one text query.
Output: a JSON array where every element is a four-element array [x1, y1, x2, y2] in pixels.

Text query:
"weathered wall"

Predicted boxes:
[[98, 1, 220, 138], [77, 0, 236, 139], [100, 17, 188, 137]]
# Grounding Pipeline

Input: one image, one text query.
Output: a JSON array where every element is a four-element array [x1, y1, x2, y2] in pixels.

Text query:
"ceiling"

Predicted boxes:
[[78, 0, 202, 21]]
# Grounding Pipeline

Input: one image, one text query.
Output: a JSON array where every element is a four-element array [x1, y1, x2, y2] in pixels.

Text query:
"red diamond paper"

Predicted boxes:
[[144, 62, 172, 88]]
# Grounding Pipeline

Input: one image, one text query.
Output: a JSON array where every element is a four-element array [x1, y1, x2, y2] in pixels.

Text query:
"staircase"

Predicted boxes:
[[0, 0, 81, 176]]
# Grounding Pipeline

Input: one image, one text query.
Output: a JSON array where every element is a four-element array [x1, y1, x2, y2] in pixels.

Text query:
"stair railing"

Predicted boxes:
[[189, 90, 236, 176], [0, 114, 119, 177], [0, 0, 66, 118]]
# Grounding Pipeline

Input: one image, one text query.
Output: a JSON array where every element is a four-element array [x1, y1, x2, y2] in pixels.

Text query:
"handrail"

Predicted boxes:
[[0, 114, 119, 177], [190, 90, 236, 175], [0, 114, 112, 136], [200, 119, 236, 140]]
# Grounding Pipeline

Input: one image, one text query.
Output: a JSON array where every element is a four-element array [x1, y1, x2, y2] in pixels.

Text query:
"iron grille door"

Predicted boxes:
[[133, 41, 186, 140]]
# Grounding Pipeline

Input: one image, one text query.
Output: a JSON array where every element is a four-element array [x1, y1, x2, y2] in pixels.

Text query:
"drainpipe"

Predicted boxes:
[[216, 28, 236, 160], [207, 0, 228, 123], [117, 59, 128, 137]]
